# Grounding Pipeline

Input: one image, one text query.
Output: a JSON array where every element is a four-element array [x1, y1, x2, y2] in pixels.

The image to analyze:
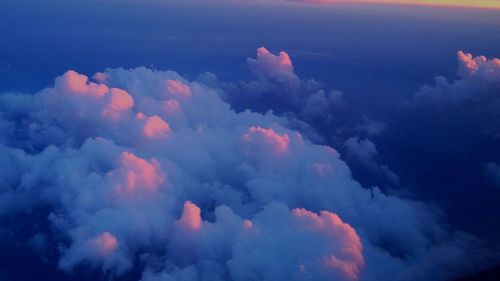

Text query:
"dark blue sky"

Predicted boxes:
[[1, 0, 499, 98]]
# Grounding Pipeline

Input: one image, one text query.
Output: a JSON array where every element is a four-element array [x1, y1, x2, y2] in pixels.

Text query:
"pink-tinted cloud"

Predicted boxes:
[[162, 99, 181, 114], [229, 203, 365, 281], [242, 126, 290, 154], [178, 201, 202, 231], [109, 151, 164, 198], [416, 51, 500, 103], [46, 70, 135, 120], [103, 88, 134, 119], [136, 113, 171, 139], [247, 47, 300, 88], [91, 232, 119, 256], [59, 230, 131, 274], [293, 208, 364, 280], [59, 70, 102, 94], [166, 79, 191, 97], [457, 51, 500, 81]]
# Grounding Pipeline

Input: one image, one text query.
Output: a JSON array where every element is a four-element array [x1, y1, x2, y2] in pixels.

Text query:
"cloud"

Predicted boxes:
[[201, 47, 394, 191], [458, 51, 500, 81], [361, 50, 500, 261], [247, 47, 300, 89], [160, 201, 365, 281], [411, 51, 500, 145], [242, 126, 290, 154], [228, 203, 364, 281], [300, 89, 345, 120], [0, 52, 497, 281], [415, 51, 500, 104], [344, 137, 379, 166], [60, 231, 131, 274], [203, 47, 344, 119], [344, 137, 399, 185], [200, 47, 351, 148]]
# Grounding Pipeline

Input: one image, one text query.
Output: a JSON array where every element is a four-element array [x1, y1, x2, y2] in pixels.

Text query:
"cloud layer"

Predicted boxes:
[[0, 48, 497, 281]]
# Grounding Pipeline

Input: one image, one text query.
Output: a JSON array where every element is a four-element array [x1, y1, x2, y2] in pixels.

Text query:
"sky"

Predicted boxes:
[[1, 1, 500, 281], [316, 0, 500, 9]]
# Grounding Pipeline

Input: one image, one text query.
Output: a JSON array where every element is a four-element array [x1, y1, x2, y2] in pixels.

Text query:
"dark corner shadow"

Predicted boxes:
[[452, 264, 500, 281]]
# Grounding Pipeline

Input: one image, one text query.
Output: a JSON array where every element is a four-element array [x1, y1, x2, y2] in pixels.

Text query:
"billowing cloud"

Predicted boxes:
[[457, 51, 500, 81], [60, 231, 131, 274], [411, 51, 500, 143], [242, 126, 290, 154], [247, 47, 300, 89], [344, 137, 399, 185], [200, 47, 349, 145], [344, 137, 379, 166], [228, 203, 364, 281], [343, 137, 396, 179], [0, 50, 497, 281], [363, 50, 500, 265], [415, 51, 500, 104]]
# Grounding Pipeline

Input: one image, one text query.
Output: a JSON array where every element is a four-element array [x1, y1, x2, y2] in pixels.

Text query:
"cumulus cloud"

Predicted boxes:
[[247, 47, 300, 89], [344, 137, 379, 166], [457, 51, 500, 81], [365, 50, 500, 261], [344, 137, 399, 185], [202, 47, 345, 125], [0, 51, 496, 281], [410, 51, 500, 149], [60, 231, 131, 274], [228, 203, 364, 281], [300, 89, 345, 120], [415, 51, 500, 104], [205, 47, 393, 190]]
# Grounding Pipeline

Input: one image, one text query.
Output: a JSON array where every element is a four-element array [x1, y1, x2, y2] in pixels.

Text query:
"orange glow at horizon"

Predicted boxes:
[[316, 0, 500, 9]]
